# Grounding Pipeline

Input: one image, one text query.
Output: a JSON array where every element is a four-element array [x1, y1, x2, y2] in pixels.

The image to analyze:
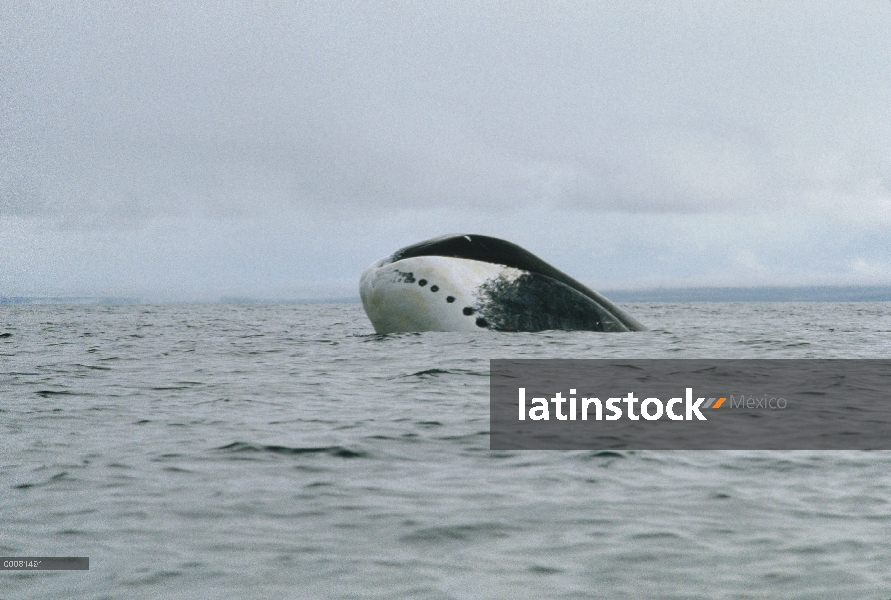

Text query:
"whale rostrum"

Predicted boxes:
[[359, 234, 646, 333]]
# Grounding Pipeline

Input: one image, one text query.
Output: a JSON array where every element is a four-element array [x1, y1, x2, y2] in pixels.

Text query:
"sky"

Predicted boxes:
[[2, 1, 891, 300]]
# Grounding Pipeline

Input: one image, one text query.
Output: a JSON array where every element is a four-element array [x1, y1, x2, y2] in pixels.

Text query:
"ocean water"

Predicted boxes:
[[1, 302, 890, 599]]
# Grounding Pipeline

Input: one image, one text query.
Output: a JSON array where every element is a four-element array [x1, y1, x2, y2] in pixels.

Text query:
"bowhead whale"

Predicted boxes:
[[360, 234, 645, 333]]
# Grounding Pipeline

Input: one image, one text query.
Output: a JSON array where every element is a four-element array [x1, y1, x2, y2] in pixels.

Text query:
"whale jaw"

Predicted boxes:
[[360, 234, 646, 334], [360, 256, 510, 333]]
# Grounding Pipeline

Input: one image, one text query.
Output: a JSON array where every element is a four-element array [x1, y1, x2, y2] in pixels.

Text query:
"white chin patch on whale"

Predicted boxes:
[[360, 256, 518, 334]]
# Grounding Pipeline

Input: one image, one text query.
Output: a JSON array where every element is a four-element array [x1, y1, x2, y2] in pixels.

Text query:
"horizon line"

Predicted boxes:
[[3, 284, 891, 305]]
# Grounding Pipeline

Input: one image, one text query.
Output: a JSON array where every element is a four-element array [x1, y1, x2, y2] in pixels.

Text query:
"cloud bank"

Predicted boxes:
[[3, 1, 890, 298]]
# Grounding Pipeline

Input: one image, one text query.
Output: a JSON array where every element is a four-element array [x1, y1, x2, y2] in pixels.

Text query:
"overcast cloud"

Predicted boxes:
[[2, 1, 890, 299]]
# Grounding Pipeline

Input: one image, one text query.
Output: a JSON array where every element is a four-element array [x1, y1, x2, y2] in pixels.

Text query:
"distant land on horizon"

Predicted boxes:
[[3, 285, 891, 305], [604, 285, 891, 303]]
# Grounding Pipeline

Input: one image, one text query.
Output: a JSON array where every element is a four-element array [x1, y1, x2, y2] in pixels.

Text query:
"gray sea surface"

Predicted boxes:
[[1, 302, 890, 599]]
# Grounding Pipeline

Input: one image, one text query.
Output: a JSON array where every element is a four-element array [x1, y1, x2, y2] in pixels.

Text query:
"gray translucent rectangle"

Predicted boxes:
[[0, 557, 89, 570], [490, 359, 891, 450]]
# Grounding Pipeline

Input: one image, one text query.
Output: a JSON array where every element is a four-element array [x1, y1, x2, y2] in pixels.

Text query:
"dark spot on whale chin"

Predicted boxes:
[[430, 285, 439, 292], [446, 296, 455, 303], [475, 318, 489, 328], [463, 307, 474, 315], [418, 279, 427, 286]]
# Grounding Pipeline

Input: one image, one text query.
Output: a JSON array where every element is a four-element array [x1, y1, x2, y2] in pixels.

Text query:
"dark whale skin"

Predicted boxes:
[[378, 234, 646, 332]]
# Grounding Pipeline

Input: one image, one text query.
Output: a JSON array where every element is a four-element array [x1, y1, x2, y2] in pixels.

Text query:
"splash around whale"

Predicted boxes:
[[360, 234, 646, 333]]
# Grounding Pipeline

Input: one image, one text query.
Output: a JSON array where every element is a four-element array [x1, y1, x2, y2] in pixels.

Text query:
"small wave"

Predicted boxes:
[[399, 368, 489, 379], [631, 531, 683, 540], [14, 471, 74, 489], [528, 565, 563, 575], [150, 382, 203, 391], [35, 390, 78, 397], [403, 368, 452, 378], [401, 522, 515, 544], [587, 450, 626, 459], [217, 442, 366, 459], [125, 570, 185, 586], [359, 332, 423, 341], [0, 332, 12, 338]]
